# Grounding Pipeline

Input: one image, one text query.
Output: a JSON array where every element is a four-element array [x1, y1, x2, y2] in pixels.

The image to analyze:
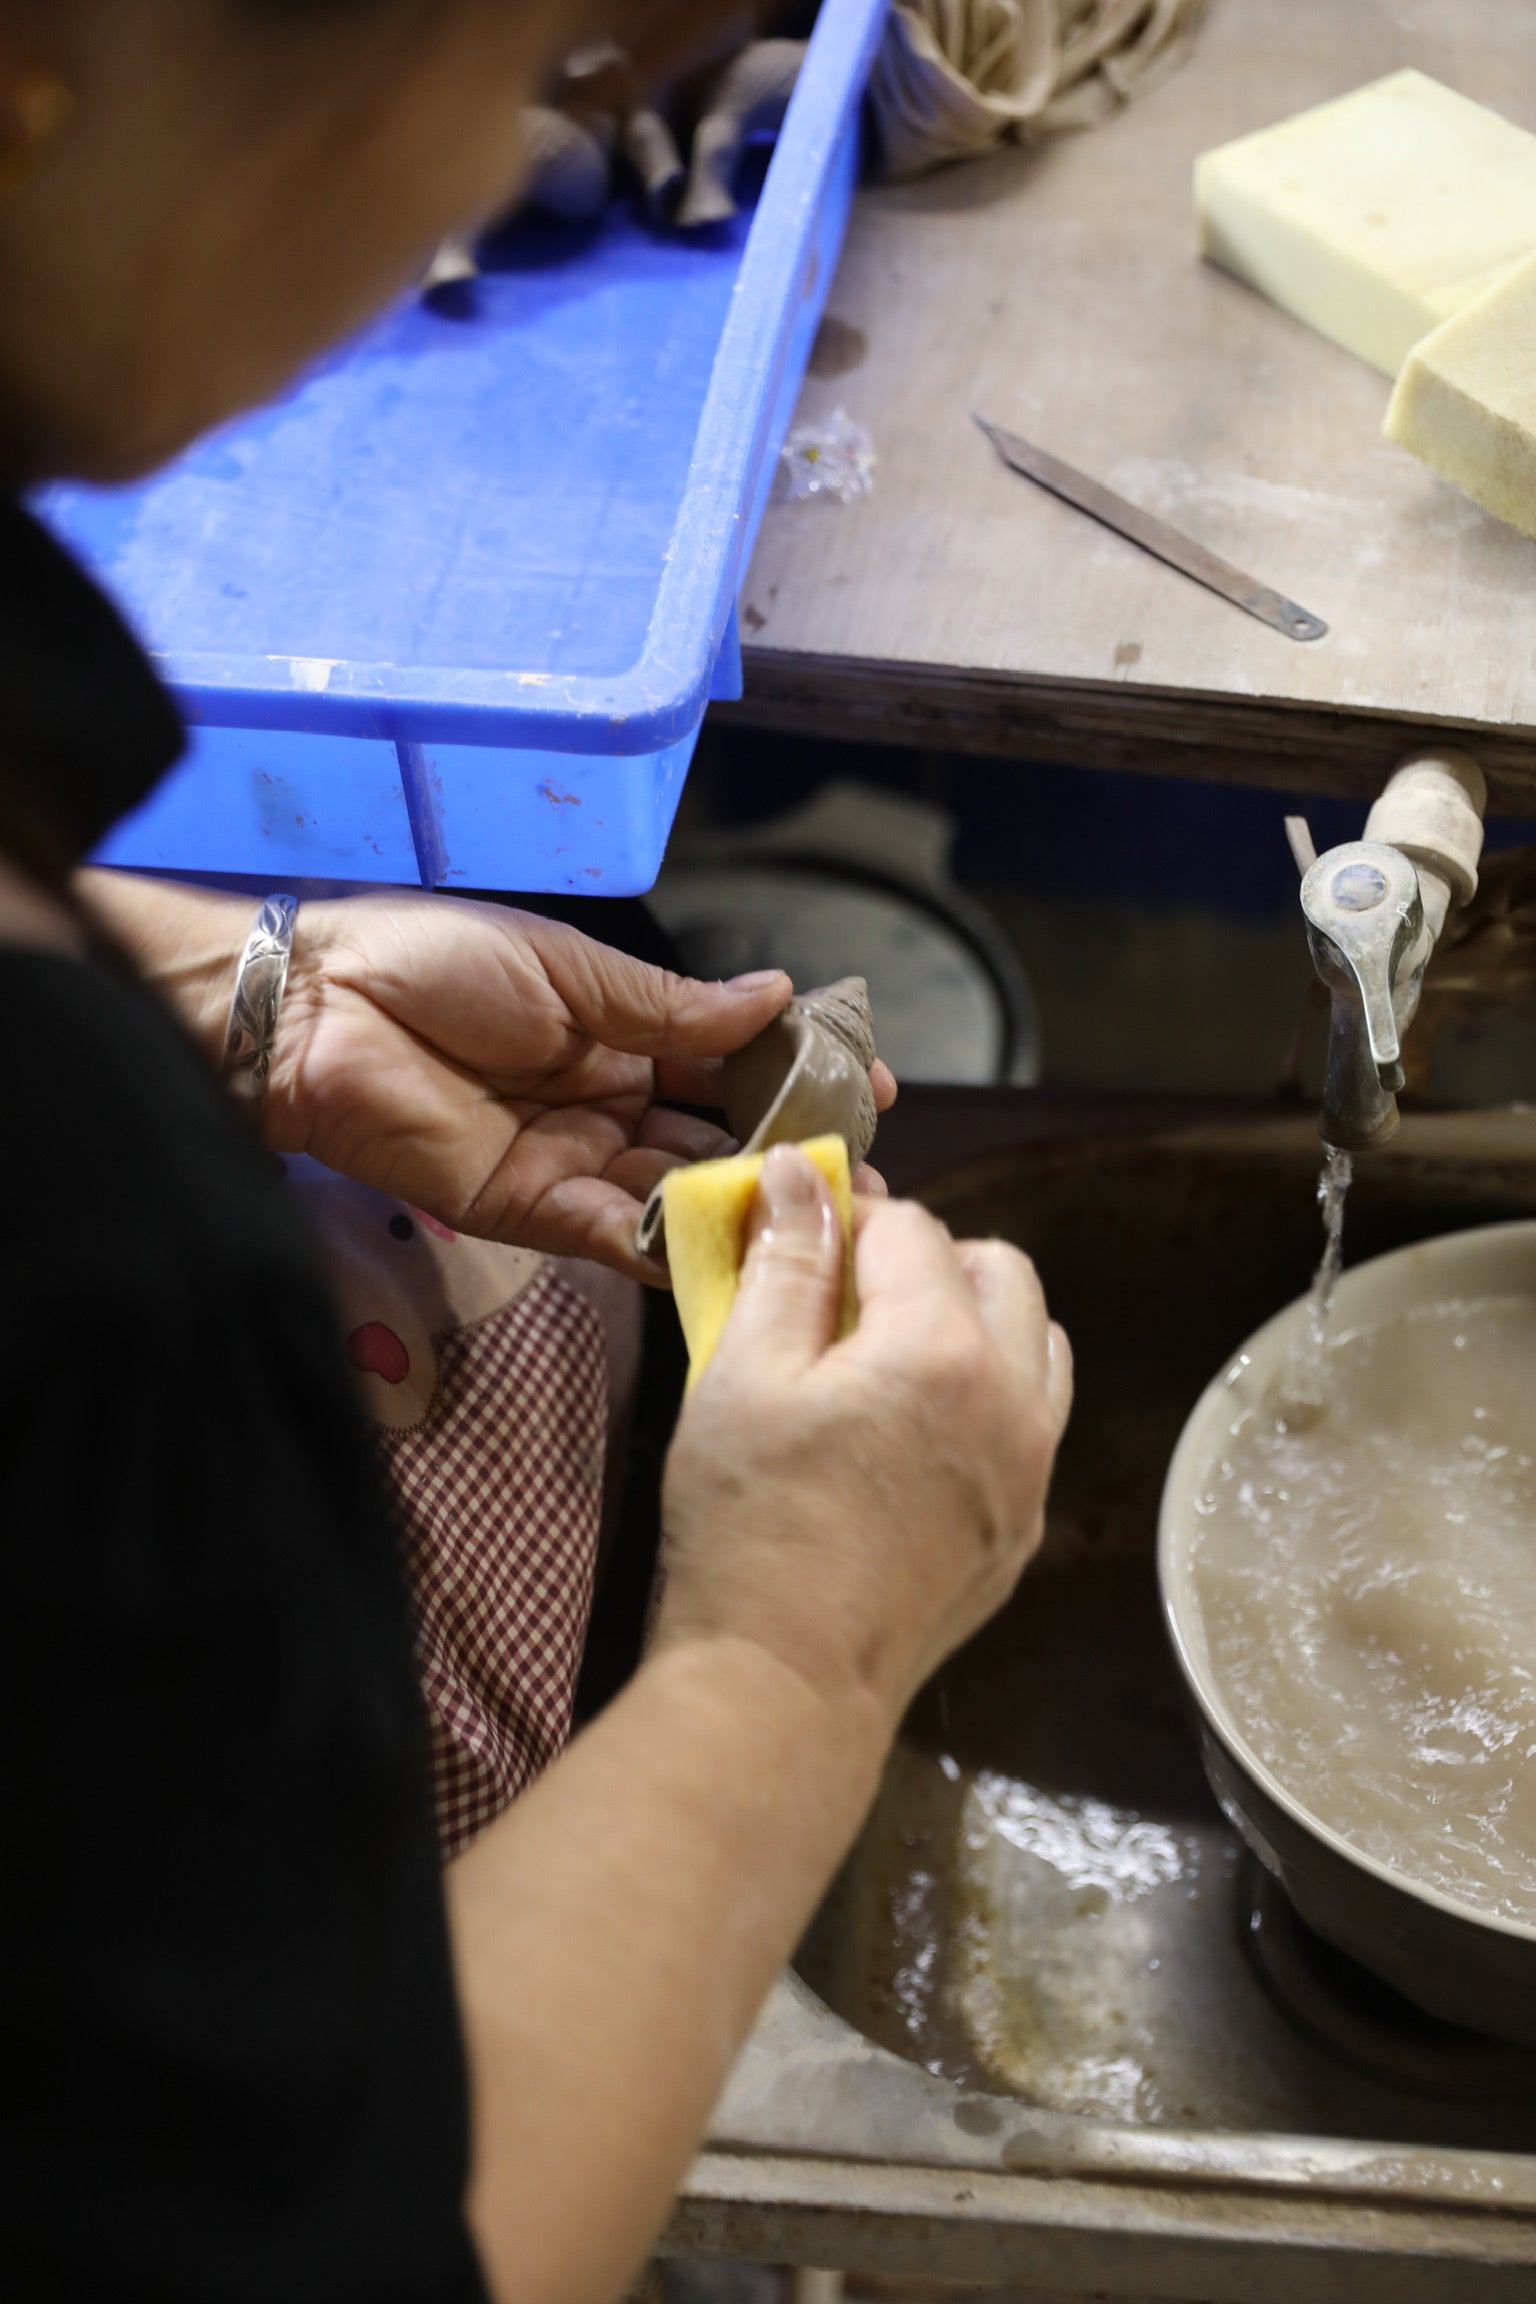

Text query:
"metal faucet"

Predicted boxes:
[[1293, 752, 1488, 1151]]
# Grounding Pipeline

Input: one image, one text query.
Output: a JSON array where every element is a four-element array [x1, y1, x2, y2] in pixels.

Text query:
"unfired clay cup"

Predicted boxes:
[[635, 975, 877, 1261]]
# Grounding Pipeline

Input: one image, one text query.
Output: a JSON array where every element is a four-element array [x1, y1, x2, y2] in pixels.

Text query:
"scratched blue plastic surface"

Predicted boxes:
[[38, 0, 884, 895]]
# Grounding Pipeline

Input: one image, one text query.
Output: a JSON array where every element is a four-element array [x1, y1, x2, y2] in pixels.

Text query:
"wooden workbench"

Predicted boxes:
[[726, 0, 1536, 814]]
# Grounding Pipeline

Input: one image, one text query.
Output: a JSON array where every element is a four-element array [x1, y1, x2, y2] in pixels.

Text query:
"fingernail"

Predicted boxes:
[[725, 969, 790, 996], [760, 1142, 818, 1213], [752, 1144, 838, 1253]]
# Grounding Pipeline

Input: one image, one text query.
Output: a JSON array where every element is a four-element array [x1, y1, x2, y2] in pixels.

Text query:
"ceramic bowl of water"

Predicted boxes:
[[1159, 1219, 1536, 2046]]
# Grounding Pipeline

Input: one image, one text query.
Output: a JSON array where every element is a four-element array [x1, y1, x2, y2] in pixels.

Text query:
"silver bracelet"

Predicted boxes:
[[223, 894, 299, 1107]]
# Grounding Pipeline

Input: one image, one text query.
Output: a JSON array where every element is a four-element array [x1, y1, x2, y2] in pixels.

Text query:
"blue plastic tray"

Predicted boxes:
[[40, 0, 885, 895]]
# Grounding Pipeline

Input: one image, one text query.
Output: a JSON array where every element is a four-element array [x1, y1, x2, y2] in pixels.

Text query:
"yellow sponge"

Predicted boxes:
[[1385, 249, 1536, 539], [1196, 71, 1536, 378], [661, 1133, 857, 1386]]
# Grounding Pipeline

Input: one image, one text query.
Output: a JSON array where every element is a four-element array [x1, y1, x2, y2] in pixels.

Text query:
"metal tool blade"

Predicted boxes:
[[974, 414, 1328, 643]]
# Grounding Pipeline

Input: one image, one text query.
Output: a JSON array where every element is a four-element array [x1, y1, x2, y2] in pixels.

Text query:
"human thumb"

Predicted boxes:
[[714, 1145, 844, 1378]]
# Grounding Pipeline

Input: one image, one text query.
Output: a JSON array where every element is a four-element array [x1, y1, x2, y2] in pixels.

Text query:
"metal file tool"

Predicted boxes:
[[974, 414, 1328, 643]]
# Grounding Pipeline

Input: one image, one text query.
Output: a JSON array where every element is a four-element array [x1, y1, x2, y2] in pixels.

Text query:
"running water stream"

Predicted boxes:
[[1275, 1146, 1354, 1426], [1308, 1144, 1354, 1344]]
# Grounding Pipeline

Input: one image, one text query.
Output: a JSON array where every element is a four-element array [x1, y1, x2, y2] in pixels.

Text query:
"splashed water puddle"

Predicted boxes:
[[967, 1776, 1192, 1900], [887, 1868, 945, 2069], [952, 1774, 1208, 2119]]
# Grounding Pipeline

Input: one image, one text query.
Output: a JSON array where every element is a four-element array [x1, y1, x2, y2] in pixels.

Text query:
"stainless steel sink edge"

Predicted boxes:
[[670, 2145, 1536, 2300], [708, 1975, 1536, 2218]]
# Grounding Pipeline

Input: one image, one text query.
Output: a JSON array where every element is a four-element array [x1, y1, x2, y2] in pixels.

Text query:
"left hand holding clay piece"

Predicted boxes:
[[79, 874, 894, 1279]]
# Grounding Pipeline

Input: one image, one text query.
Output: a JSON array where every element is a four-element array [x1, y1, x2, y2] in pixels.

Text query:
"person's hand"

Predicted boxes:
[[656, 1146, 1073, 1731], [266, 893, 895, 1280]]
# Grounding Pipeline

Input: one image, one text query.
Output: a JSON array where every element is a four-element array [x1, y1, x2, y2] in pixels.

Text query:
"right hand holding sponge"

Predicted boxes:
[[663, 1133, 858, 1389], [639, 976, 879, 1387]]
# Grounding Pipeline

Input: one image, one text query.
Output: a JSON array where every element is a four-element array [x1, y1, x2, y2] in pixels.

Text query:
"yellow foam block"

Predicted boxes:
[[1196, 71, 1536, 377], [1385, 249, 1536, 540], [661, 1134, 857, 1386]]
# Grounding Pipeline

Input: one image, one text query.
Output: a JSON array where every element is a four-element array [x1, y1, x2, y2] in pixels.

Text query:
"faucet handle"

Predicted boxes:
[[1301, 841, 1425, 1082]]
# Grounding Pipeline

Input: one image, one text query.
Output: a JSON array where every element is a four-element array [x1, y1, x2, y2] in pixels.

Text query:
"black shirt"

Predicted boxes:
[[0, 501, 487, 2301]]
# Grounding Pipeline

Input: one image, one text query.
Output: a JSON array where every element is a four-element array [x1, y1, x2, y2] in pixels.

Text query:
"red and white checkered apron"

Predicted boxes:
[[285, 1159, 607, 1859], [377, 1272, 606, 1857]]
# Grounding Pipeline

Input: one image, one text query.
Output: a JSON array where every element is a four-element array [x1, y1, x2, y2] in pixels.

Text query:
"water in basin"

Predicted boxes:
[[1190, 1289, 1536, 1926]]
